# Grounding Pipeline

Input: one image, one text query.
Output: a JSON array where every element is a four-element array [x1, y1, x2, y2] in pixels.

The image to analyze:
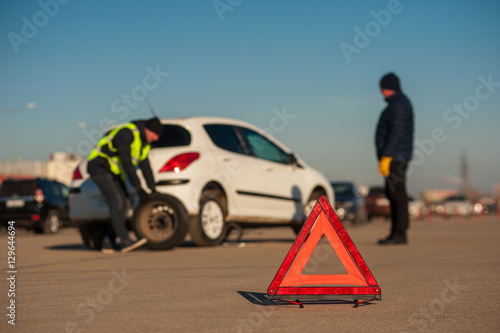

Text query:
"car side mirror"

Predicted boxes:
[[287, 153, 297, 165]]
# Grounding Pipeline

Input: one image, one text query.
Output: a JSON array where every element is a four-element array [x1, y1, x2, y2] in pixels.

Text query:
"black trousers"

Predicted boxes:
[[91, 173, 131, 245], [384, 161, 409, 239]]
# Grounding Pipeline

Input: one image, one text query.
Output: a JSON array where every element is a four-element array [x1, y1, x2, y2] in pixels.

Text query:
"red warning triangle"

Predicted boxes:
[[267, 196, 381, 301]]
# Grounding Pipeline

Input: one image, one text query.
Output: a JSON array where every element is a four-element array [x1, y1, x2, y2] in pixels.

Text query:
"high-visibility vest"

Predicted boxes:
[[88, 123, 151, 181]]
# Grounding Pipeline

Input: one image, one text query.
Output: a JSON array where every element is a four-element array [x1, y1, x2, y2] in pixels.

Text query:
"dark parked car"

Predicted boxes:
[[331, 181, 367, 225], [0, 177, 69, 233], [365, 186, 391, 221]]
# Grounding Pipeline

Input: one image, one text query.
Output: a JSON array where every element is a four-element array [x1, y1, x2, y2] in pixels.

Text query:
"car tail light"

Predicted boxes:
[[31, 214, 40, 221], [365, 196, 373, 204], [159, 152, 200, 173], [34, 188, 44, 203], [72, 166, 83, 180]]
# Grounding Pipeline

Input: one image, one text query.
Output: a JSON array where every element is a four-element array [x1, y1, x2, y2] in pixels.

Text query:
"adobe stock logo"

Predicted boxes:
[[7, 0, 71, 54], [213, 0, 243, 21], [339, 0, 409, 64]]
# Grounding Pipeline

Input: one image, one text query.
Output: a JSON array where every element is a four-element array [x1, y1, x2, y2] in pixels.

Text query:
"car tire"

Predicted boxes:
[[292, 190, 324, 234], [44, 211, 61, 234], [34, 210, 60, 234], [354, 206, 367, 226], [190, 190, 228, 246], [132, 193, 189, 250], [78, 222, 109, 250]]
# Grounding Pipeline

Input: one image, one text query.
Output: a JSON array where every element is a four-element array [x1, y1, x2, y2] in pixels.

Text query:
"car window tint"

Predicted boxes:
[[0, 180, 38, 196], [368, 188, 385, 196], [241, 128, 288, 164], [151, 125, 191, 148], [333, 184, 354, 195], [204, 124, 248, 155]]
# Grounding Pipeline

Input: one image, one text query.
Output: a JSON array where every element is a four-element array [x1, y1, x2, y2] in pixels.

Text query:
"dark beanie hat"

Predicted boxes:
[[145, 117, 164, 136], [379, 72, 401, 91]]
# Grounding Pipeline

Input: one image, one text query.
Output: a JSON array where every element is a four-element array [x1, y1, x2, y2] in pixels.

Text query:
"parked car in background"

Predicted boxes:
[[330, 181, 366, 225], [475, 196, 498, 215], [442, 194, 473, 218], [408, 196, 425, 220], [69, 117, 334, 249], [365, 186, 391, 220], [0, 177, 69, 233]]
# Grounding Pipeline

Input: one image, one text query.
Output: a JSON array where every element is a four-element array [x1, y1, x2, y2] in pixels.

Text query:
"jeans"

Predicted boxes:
[[385, 161, 409, 239], [91, 173, 131, 245]]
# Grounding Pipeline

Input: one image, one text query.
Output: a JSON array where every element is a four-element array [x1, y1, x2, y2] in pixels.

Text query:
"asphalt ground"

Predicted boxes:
[[1, 214, 499, 333]]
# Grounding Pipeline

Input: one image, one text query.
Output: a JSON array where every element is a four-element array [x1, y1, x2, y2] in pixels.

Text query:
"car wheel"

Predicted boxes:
[[354, 206, 367, 226], [132, 193, 189, 250], [34, 211, 60, 234], [78, 222, 109, 250], [43, 211, 61, 234], [190, 190, 227, 246], [292, 190, 324, 234]]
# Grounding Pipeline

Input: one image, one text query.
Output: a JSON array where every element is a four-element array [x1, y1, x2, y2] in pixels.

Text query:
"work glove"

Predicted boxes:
[[136, 187, 149, 202], [378, 156, 392, 177]]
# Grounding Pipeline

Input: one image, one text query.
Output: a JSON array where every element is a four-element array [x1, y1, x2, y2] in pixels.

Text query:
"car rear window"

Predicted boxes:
[[151, 125, 191, 148], [0, 180, 38, 196], [204, 124, 247, 155], [332, 184, 354, 195], [446, 196, 467, 201], [368, 188, 385, 196]]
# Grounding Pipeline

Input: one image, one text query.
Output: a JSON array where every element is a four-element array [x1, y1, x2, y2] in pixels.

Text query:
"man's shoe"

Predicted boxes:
[[121, 238, 148, 253], [101, 239, 116, 254], [378, 235, 393, 244], [378, 237, 407, 245]]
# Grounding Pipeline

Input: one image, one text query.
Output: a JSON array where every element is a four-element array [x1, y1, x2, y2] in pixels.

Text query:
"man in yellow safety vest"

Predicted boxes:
[[87, 117, 164, 253]]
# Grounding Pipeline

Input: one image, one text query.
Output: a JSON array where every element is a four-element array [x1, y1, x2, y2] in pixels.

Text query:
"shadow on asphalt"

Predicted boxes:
[[237, 291, 274, 306], [46, 243, 88, 250], [44, 237, 295, 252], [236, 291, 378, 308]]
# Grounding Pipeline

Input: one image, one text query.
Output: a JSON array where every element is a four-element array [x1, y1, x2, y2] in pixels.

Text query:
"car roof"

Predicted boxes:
[[131, 116, 294, 154], [158, 116, 260, 128]]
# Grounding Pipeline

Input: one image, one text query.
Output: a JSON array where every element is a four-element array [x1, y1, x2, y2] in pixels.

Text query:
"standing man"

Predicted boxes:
[[87, 117, 164, 253], [375, 72, 414, 245]]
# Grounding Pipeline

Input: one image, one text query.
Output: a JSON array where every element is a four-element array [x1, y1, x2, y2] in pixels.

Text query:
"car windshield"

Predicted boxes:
[[332, 184, 354, 195], [446, 196, 467, 202], [0, 180, 38, 196]]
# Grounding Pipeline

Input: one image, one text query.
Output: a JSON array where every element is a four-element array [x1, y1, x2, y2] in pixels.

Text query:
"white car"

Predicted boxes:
[[69, 117, 334, 249], [408, 196, 425, 220], [442, 195, 473, 218]]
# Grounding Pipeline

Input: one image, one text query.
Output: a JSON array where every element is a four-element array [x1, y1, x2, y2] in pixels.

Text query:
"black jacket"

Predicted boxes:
[[375, 92, 414, 162], [87, 120, 156, 191]]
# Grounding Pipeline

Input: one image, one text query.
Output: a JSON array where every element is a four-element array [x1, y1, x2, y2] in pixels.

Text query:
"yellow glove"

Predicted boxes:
[[379, 156, 392, 177]]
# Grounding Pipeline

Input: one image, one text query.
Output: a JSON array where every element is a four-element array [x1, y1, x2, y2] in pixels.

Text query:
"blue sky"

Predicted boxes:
[[1, 0, 499, 195]]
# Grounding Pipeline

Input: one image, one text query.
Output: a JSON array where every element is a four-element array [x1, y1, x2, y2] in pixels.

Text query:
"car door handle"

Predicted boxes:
[[266, 168, 274, 172]]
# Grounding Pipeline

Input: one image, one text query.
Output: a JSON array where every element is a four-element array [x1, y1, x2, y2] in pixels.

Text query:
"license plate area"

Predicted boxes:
[[6, 199, 25, 208]]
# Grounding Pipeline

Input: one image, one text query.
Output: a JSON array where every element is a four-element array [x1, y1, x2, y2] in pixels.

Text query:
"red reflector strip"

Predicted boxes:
[[274, 287, 381, 296]]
